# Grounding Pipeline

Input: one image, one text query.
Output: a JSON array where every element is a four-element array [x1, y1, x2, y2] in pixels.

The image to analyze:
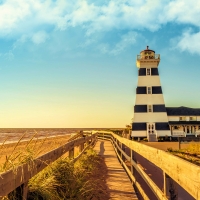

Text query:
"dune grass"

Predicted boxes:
[[167, 142, 200, 166], [0, 133, 105, 200], [27, 148, 101, 200]]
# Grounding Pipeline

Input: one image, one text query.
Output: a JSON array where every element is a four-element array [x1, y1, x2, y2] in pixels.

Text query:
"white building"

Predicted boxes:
[[131, 47, 200, 141], [166, 107, 200, 138]]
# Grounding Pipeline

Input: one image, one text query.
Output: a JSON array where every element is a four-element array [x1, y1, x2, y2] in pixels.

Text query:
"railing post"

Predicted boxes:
[[22, 182, 28, 200], [130, 149, 134, 175], [69, 148, 74, 159], [163, 172, 169, 198], [120, 142, 123, 163]]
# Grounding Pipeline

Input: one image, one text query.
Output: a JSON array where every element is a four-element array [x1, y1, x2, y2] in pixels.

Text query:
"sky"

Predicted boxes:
[[1, 0, 200, 128]]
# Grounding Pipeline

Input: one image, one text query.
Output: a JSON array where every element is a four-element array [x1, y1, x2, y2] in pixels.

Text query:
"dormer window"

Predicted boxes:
[[147, 68, 151, 76], [190, 116, 197, 121], [179, 116, 186, 121]]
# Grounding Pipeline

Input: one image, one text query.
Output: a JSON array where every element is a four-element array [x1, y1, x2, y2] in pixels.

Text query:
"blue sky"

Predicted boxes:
[[1, 0, 200, 128]]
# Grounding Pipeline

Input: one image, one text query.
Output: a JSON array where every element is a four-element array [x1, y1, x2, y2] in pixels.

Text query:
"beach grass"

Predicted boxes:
[[167, 142, 200, 166]]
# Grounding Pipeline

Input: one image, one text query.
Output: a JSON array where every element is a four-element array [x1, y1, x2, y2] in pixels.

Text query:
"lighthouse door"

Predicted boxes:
[[147, 123, 155, 134], [147, 123, 156, 141]]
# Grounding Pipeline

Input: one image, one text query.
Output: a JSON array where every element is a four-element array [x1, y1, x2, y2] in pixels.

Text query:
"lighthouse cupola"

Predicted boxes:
[[136, 46, 160, 68]]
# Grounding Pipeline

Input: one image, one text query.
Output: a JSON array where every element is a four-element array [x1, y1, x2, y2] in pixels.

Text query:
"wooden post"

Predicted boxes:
[[163, 172, 170, 199], [22, 182, 28, 200], [69, 148, 74, 159], [130, 149, 133, 175]]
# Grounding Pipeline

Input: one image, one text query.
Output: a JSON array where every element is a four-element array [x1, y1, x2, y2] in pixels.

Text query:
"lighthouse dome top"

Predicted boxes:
[[140, 46, 155, 54]]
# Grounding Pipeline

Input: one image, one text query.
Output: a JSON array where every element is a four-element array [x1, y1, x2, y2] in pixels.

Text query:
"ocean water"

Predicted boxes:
[[0, 128, 107, 144], [0, 128, 83, 144]]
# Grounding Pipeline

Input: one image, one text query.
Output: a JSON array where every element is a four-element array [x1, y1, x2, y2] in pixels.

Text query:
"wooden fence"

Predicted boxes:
[[98, 132, 200, 200], [0, 134, 97, 199]]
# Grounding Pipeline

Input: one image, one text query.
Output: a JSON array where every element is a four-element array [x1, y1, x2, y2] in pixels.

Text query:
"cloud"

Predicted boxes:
[[176, 29, 200, 54], [1, 0, 200, 55], [0, 0, 200, 38], [161, 0, 200, 27], [32, 31, 49, 44], [98, 31, 138, 55], [4, 50, 14, 60]]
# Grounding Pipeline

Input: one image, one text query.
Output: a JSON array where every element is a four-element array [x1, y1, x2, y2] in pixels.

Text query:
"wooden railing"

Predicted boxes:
[[98, 132, 200, 200], [0, 134, 97, 199]]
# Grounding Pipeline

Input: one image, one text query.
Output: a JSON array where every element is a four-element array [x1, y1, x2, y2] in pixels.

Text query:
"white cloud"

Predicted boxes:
[[98, 31, 138, 55], [4, 50, 14, 60], [161, 0, 200, 27], [176, 29, 200, 54], [32, 31, 49, 44], [0, 0, 200, 55], [0, 0, 199, 38]]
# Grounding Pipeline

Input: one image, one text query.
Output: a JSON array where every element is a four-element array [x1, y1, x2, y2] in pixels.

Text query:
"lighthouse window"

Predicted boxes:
[[147, 68, 151, 76], [148, 105, 152, 112], [147, 87, 151, 94]]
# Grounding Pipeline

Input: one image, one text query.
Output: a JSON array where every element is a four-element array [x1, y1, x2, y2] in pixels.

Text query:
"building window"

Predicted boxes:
[[148, 105, 152, 112], [179, 116, 186, 121], [147, 87, 151, 94], [190, 116, 197, 121], [147, 68, 151, 76]]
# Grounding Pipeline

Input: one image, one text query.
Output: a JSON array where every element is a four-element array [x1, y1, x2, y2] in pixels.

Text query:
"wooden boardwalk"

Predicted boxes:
[[94, 140, 138, 200]]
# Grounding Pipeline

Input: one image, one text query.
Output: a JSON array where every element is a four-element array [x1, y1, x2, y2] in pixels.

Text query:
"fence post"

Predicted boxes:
[[69, 148, 74, 159], [22, 182, 28, 200], [130, 149, 134, 175], [163, 172, 169, 198], [120, 142, 123, 163]]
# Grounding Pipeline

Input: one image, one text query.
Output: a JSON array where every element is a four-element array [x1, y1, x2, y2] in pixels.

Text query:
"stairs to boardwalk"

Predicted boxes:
[[94, 139, 138, 200], [148, 134, 157, 142]]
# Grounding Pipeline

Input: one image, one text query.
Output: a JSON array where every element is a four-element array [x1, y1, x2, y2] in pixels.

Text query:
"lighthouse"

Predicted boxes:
[[132, 46, 171, 141]]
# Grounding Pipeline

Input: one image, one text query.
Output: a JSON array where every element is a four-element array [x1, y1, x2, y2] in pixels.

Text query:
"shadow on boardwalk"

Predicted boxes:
[[94, 140, 138, 200]]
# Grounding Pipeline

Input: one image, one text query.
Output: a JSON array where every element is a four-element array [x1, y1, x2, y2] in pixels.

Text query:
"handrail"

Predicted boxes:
[[137, 54, 160, 60], [98, 132, 200, 200], [0, 134, 97, 198]]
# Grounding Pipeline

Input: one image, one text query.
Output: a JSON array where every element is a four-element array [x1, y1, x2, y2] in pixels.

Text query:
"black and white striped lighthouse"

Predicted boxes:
[[132, 46, 171, 141]]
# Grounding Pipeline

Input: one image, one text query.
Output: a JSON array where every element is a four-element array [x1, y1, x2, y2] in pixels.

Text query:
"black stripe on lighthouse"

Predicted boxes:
[[155, 123, 170, 130], [153, 105, 166, 112], [151, 68, 159, 75], [134, 105, 147, 112], [152, 86, 162, 94], [132, 123, 147, 130], [136, 87, 147, 94], [138, 68, 146, 76], [138, 68, 159, 76]]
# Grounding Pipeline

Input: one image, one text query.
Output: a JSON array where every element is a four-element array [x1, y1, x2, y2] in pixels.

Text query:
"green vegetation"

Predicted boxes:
[[30, 149, 102, 200], [167, 142, 200, 166], [0, 133, 105, 200]]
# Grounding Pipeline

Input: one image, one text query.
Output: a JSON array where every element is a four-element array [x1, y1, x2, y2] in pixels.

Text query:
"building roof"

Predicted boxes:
[[166, 106, 200, 116], [140, 46, 155, 53], [168, 121, 200, 125]]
